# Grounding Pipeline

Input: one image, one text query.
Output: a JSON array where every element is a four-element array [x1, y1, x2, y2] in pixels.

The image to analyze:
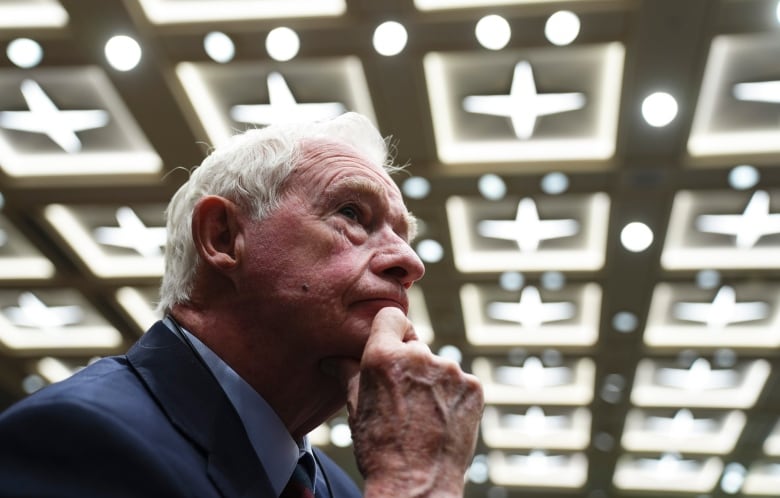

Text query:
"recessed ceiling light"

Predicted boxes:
[[402, 176, 431, 199], [475, 14, 511, 50], [641, 91, 678, 127], [6, 38, 43, 68], [612, 311, 638, 333], [416, 238, 444, 263], [265, 26, 299, 61], [373, 21, 407, 56], [478, 173, 507, 200], [203, 31, 235, 63], [545, 10, 580, 46], [104, 35, 142, 71], [620, 221, 653, 252], [728, 164, 759, 190], [540, 172, 569, 195]]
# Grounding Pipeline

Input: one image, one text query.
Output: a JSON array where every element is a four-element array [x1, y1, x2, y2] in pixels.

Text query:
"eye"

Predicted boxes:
[[338, 204, 361, 221]]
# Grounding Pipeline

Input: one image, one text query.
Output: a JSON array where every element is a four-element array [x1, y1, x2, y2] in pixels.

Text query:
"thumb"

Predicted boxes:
[[320, 357, 361, 417]]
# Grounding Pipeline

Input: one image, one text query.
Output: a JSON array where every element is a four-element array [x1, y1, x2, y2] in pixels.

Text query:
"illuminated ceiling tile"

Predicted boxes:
[[645, 282, 780, 349], [488, 450, 588, 489], [764, 419, 780, 456], [0, 68, 162, 181], [621, 408, 746, 455], [424, 43, 623, 165], [472, 356, 594, 405], [414, 0, 608, 11], [408, 286, 434, 344], [662, 190, 780, 269], [461, 282, 600, 347], [43, 203, 166, 278], [631, 357, 770, 409], [177, 59, 375, 147], [0, 0, 68, 28], [0, 289, 123, 355], [743, 462, 780, 496], [447, 193, 609, 272], [136, 0, 346, 23], [115, 286, 162, 335], [688, 33, 780, 161], [482, 405, 591, 450], [35, 356, 93, 384], [0, 215, 55, 280], [613, 453, 723, 494]]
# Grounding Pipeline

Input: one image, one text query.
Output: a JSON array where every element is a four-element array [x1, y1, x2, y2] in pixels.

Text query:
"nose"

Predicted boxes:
[[372, 235, 426, 288]]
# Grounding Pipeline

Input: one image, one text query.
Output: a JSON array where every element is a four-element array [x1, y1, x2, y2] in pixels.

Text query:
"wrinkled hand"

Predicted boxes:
[[327, 307, 484, 498]]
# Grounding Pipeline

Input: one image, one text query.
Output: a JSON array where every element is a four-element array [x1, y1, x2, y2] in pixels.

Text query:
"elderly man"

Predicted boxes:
[[0, 112, 484, 497]]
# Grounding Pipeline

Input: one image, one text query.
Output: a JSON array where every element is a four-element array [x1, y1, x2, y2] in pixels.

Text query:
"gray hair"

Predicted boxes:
[[158, 112, 394, 313]]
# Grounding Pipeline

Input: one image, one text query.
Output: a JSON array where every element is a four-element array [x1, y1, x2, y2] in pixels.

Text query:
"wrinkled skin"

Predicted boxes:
[[326, 308, 484, 498], [176, 139, 484, 497]]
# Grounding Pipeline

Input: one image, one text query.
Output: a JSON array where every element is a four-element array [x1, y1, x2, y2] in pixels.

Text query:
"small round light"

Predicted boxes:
[[329, 422, 352, 447], [7, 38, 43, 68], [592, 432, 615, 452], [499, 271, 524, 291], [612, 311, 638, 333], [104, 35, 142, 71], [728, 164, 760, 190], [545, 11, 580, 46], [620, 221, 653, 252], [641, 91, 678, 127], [402, 176, 431, 199], [204, 31, 235, 63], [720, 462, 746, 495], [22, 374, 46, 394], [541, 271, 565, 290], [714, 348, 737, 368], [266, 27, 300, 62], [467, 454, 490, 484], [540, 172, 569, 195], [373, 21, 407, 56], [695, 269, 720, 289], [415, 239, 444, 263], [478, 173, 507, 200], [475, 15, 511, 50], [437, 345, 463, 364]]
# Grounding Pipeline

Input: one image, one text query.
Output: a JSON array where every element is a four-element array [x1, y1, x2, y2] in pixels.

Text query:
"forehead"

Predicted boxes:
[[289, 140, 402, 200]]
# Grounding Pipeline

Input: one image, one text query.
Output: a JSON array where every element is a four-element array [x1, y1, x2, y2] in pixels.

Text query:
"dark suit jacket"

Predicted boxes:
[[0, 321, 362, 498]]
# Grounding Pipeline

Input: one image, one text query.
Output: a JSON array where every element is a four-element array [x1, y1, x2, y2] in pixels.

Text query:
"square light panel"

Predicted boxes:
[[0, 68, 162, 181], [424, 43, 624, 166]]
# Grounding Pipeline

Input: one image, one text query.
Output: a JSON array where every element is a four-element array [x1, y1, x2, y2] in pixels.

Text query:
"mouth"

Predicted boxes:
[[351, 296, 409, 315]]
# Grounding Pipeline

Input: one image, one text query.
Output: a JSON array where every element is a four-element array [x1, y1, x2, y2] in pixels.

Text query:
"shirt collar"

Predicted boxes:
[[163, 317, 314, 496]]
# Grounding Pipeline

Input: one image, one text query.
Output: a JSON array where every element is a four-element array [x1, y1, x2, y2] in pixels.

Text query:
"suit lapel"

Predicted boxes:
[[127, 321, 274, 498]]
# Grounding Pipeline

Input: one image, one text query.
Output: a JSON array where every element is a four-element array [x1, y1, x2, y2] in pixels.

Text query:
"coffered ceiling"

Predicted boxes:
[[1, 0, 780, 496]]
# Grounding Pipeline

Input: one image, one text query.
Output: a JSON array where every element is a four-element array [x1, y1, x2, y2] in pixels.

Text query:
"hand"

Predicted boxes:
[[327, 307, 484, 498]]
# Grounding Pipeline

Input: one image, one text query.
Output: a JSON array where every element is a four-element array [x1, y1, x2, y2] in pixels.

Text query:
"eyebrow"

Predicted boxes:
[[330, 177, 417, 241]]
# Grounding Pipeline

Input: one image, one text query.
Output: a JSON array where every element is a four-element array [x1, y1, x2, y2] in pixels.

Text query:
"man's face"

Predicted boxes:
[[235, 140, 425, 362]]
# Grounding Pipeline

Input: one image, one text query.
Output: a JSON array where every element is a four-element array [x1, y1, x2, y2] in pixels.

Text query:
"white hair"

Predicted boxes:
[[158, 112, 395, 313]]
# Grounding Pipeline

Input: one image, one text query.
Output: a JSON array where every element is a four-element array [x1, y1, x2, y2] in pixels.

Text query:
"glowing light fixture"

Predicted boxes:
[[475, 15, 511, 50], [373, 21, 407, 56], [329, 421, 352, 447], [416, 239, 444, 263], [777, 0, 780, 23], [402, 176, 431, 199], [612, 311, 638, 333], [6, 38, 43, 68], [478, 173, 507, 200], [203, 31, 235, 63], [728, 164, 759, 190], [540, 172, 569, 195], [545, 11, 580, 46], [620, 222, 653, 252], [641, 91, 678, 127], [265, 27, 300, 62], [104, 35, 142, 71], [499, 271, 524, 291]]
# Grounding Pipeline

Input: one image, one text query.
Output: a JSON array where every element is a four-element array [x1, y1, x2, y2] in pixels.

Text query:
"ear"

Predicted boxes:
[[191, 195, 243, 272]]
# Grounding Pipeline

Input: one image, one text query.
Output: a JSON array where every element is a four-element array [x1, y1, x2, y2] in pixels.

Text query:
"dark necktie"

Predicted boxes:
[[280, 453, 315, 498]]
